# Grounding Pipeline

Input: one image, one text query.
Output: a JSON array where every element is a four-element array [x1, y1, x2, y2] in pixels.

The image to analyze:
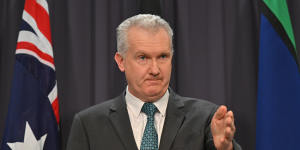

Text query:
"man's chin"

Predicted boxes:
[[143, 89, 165, 102]]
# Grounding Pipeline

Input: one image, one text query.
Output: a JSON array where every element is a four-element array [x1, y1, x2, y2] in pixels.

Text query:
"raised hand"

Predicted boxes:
[[210, 105, 236, 150]]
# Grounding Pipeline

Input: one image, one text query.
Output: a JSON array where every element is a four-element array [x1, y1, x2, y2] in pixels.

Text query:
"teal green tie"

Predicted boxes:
[[140, 103, 158, 150]]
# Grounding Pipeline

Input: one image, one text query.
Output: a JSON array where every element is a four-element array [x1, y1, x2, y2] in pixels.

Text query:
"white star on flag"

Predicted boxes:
[[7, 122, 47, 150]]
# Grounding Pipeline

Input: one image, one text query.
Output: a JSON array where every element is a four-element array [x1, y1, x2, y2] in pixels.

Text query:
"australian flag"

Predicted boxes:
[[1, 0, 60, 149]]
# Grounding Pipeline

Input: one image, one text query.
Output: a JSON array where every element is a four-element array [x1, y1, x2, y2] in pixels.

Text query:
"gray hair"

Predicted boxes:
[[116, 14, 173, 56]]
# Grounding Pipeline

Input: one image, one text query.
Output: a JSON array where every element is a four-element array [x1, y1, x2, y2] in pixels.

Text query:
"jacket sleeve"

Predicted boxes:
[[232, 139, 242, 150], [66, 114, 90, 150]]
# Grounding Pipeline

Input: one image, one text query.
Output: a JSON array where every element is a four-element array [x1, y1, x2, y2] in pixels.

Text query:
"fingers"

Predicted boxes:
[[224, 111, 236, 141], [221, 122, 235, 150], [225, 111, 235, 129], [214, 105, 227, 120], [224, 126, 234, 141], [212, 106, 236, 150], [225, 110, 233, 119]]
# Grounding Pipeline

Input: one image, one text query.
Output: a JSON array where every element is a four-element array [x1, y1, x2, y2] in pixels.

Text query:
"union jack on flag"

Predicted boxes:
[[1, 0, 60, 149]]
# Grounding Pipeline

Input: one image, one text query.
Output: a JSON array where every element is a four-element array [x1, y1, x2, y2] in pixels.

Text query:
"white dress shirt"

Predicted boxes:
[[125, 87, 169, 150]]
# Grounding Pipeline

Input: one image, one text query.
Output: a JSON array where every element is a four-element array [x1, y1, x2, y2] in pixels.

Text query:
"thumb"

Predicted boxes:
[[214, 105, 227, 120]]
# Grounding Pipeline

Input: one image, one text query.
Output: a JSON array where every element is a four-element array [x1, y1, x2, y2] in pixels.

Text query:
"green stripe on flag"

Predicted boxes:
[[263, 0, 296, 52]]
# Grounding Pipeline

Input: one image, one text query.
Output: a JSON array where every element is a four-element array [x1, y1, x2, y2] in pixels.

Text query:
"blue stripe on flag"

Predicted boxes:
[[256, 14, 300, 150]]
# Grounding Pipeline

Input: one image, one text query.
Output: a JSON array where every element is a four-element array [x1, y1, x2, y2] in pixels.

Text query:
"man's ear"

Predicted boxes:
[[114, 52, 125, 72]]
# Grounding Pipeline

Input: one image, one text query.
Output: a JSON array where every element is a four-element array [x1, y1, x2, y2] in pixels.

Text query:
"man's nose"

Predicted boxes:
[[149, 59, 160, 76]]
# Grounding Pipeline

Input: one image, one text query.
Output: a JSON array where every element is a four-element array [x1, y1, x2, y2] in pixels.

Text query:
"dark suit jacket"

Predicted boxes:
[[66, 89, 242, 150]]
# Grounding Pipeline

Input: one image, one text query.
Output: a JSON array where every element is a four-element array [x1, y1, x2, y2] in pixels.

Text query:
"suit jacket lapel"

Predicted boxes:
[[159, 89, 185, 150], [109, 93, 138, 150]]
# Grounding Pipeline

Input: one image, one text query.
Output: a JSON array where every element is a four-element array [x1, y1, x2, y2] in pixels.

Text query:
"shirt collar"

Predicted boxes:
[[125, 86, 169, 118]]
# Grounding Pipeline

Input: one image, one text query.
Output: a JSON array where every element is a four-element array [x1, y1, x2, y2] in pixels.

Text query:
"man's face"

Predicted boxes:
[[115, 26, 172, 102]]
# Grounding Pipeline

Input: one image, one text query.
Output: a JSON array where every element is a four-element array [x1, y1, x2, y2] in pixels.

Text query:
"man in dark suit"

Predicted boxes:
[[67, 14, 241, 150]]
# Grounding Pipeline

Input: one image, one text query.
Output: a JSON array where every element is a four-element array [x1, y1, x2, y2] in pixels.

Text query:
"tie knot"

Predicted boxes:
[[141, 103, 157, 116]]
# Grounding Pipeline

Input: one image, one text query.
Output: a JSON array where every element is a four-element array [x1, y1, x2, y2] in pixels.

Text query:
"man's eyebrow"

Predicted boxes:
[[161, 52, 171, 55], [134, 50, 171, 56], [135, 51, 146, 55]]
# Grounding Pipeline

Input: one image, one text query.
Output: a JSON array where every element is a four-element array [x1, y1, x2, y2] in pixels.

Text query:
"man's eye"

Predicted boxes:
[[160, 54, 168, 59], [139, 56, 146, 60]]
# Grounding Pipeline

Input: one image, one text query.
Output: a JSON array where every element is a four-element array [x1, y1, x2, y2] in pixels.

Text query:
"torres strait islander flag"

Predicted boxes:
[[1, 0, 60, 150], [256, 0, 300, 150]]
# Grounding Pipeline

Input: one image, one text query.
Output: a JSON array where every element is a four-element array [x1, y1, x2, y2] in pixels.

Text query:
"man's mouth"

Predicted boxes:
[[145, 79, 161, 84]]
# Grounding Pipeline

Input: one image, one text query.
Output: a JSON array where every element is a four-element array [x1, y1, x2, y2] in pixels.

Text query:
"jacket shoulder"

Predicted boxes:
[[75, 95, 121, 120], [174, 93, 218, 113]]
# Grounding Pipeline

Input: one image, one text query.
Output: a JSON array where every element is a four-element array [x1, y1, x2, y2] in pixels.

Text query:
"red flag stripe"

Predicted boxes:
[[24, 0, 52, 44], [17, 30, 53, 58], [36, 0, 49, 14], [51, 97, 59, 124], [16, 41, 54, 65]]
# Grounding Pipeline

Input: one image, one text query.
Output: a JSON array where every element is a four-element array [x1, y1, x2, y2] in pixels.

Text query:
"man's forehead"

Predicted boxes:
[[125, 26, 172, 56]]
